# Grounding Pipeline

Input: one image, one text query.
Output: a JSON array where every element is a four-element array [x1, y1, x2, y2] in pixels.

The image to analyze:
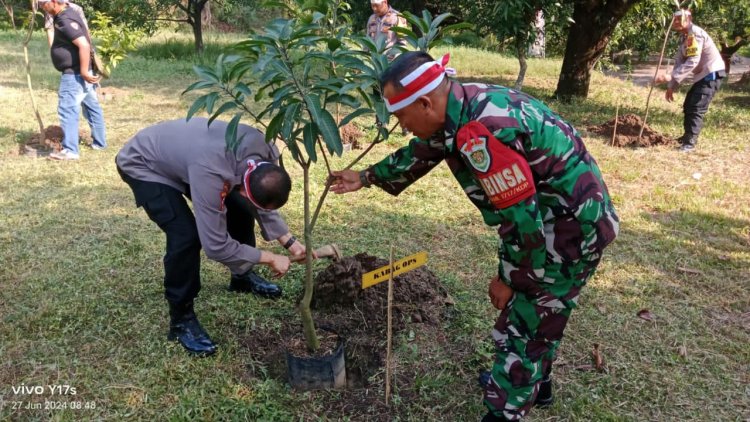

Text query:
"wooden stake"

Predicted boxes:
[[611, 98, 620, 146], [385, 243, 394, 406], [639, 19, 673, 142]]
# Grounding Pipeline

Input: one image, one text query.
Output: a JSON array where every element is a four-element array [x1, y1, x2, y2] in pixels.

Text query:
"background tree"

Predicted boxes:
[[468, 0, 563, 90], [554, 0, 643, 101]]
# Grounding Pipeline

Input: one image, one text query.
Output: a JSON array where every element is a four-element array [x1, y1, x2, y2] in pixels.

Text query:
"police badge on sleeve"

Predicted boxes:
[[457, 121, 536, 209]]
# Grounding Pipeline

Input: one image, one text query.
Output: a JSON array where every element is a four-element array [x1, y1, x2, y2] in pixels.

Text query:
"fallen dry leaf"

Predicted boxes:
[[592, 343, 607, 372], [637, 309, 655, 322], [573, 364, 594, 372]]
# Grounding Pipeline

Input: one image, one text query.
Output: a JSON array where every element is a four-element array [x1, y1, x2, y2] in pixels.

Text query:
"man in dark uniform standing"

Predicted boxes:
[[655, 9, 726, 152], [39, 0, 107, 160], [117, 118, 309, 356]]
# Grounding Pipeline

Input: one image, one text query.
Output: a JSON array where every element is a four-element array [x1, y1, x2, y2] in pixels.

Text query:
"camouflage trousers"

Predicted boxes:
[[483, 254, 601, 420]]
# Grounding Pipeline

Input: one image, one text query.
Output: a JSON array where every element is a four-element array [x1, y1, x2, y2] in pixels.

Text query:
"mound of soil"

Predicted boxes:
[[312, 253, 451, 329], [240, 253, 453, 390], [588, 113, 675, 147], [19, 126, 91, 158], [339, 123, 363, 149]]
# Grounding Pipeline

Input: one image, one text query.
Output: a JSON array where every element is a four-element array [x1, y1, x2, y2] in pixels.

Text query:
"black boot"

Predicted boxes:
[[478, 371, 553, 408], [167, 302, 217, 356], [678, 134, 697, 152], [229, 270, 282, 299], [535, 376, 554, 408]]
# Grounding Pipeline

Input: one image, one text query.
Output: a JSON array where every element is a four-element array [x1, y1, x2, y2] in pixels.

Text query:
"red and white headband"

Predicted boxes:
[[673, 9, 690, 17], [243, 159, 271, 210], [384, 54, 455, 112]]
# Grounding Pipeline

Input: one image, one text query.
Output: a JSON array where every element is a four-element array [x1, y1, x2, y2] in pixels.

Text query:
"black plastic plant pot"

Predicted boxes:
[[286, 333, 346, 390]]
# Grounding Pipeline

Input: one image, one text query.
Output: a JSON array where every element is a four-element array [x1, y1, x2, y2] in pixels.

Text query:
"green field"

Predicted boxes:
[[1, 30, 748, 421]]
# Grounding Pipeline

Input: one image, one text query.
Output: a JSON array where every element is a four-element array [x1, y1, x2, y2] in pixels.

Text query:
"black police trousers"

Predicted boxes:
[[682, 76, 722, 145], [118, 167, 255, 306]]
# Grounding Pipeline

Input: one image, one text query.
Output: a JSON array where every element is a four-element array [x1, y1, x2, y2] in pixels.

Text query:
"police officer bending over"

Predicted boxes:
[[116, 118, 309, 356], [655, 9, 726, 152]]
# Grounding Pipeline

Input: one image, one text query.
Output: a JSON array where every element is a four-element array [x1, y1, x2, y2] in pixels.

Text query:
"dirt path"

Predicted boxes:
[[605, 55, 750, 86]]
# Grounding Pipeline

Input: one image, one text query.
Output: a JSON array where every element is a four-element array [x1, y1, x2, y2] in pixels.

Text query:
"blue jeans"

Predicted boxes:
[[58, 74, 107, 154]]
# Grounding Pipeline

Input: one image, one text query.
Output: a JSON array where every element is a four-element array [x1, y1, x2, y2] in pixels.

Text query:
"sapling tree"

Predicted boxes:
[[184, 0, 455, 352]]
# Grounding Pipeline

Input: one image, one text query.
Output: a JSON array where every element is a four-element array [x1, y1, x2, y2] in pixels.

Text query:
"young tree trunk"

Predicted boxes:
[[514, 38, 528, 91], [300, 164, 320, 352], [555, 0, 641, 101]]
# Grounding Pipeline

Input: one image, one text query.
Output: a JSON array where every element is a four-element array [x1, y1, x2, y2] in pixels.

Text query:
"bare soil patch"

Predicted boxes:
[[588, 113, 676, 147], [239, 253, 457, 419], [18, 125, 87, 157], [339, 123, 363, 149]]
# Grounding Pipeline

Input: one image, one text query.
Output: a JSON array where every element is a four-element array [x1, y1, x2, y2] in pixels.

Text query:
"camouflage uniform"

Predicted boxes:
[[364, 81, 619, 420]]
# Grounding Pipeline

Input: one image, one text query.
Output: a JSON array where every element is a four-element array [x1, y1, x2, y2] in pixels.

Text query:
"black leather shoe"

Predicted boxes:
[[229, 270, 282, 299], [478, 371, 553, 408], [167, 302, 217, 356]]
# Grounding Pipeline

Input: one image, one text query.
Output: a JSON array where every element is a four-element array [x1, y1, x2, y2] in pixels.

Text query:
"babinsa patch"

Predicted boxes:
[[457, 121, 536, 209]]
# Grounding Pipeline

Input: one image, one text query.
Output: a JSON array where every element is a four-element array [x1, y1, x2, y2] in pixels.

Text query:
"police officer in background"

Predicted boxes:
[[116, 118, 309, 356], [655, 9, 726, 152], [366, 0, 408, 60]]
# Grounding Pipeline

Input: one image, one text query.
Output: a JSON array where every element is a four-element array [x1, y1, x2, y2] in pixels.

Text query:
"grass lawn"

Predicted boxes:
[[1, 30, 748, 421]]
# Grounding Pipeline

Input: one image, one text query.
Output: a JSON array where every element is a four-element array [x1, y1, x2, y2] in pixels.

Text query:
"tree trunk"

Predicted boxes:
[[514, 38, 527, 91], [555, 0, 641, 101], [188, 0, 206, 53], [720, 38, 749, 75], [300, 164, 320, 353]]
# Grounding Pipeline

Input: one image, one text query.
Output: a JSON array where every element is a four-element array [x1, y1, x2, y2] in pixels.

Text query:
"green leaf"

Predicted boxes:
[[389, 26, 419, 40], [225, 113, 244, 153], [327, 94, 360, 109], [282, 103, 302, 142], [304, 94, 343, 156], [182, 80, 215, 95], [326, 38, 342, 51], [204, 92, 220, 114], [338, 108, 373, 127], [208, 101, 238, 126], [193, 65, 219, 84], [302, 122, 318, 162], [265, 111, 286, 143], [186, 94, 208, 121]]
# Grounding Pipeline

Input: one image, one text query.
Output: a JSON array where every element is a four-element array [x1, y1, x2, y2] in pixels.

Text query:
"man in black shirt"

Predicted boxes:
[[39, 0, 107, 160]]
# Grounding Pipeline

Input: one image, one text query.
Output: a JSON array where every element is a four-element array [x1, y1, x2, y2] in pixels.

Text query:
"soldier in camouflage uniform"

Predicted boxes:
[[331, 51, 619, 421]]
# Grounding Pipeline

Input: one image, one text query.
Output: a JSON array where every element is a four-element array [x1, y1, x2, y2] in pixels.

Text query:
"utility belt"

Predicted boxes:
[[61, 68, 78, 75], [703, 70, 726, 81]]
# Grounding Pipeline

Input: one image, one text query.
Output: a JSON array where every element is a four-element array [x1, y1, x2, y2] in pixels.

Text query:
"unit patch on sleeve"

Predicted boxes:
[[457, 121, 536, 209]]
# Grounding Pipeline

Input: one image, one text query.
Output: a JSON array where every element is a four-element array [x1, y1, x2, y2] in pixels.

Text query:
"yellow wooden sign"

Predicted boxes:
[[362, 251, 428, 289]]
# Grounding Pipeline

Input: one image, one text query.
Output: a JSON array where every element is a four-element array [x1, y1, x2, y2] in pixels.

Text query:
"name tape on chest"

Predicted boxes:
[[456, 121, 536, 209], [685, 35, 698, 57]]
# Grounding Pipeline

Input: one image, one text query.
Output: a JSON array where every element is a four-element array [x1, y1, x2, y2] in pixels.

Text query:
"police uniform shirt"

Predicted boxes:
[[50, 7, 87, 73]]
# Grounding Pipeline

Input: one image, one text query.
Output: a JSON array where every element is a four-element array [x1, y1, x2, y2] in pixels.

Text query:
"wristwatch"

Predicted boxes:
[[359, 170, 372, 188]]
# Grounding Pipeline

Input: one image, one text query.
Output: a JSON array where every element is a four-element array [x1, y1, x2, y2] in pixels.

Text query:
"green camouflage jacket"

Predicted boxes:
[[366, 81, 619, 303]]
